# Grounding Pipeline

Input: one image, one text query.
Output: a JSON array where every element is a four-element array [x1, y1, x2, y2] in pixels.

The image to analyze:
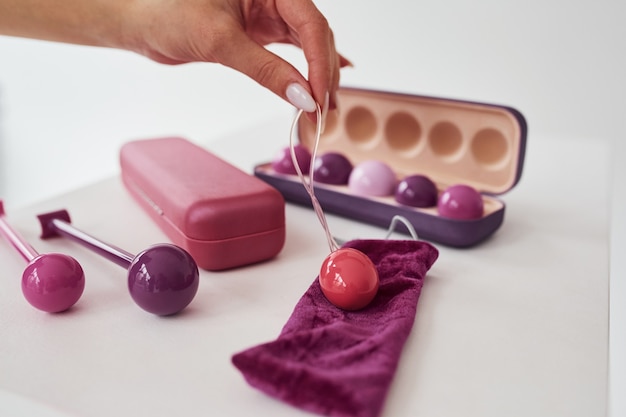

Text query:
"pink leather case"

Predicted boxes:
[[120, 137, 285, 270]]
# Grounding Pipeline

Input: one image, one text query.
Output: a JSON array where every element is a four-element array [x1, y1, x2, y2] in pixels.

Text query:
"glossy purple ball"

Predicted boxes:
[[437, 184, 484, 220], [348, 160, 397, 196], [128, 244, 199, 316], [22, 253, 85, 313], [313, 152, 353, 185], [271, 144, 312, 175], [395, 175, 438, 207]]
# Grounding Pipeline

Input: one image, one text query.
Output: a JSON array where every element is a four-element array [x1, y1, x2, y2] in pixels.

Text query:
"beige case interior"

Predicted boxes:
[[298, 88, 525, 195]]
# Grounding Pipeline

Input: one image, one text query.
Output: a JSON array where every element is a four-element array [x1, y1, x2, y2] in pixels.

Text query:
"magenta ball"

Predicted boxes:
[[313, 152, 353, 185], [271, 144, 312, 175], [22, 253, 85, 313], [348, 160, 397, 196], [128, 244, 199, 316], [437, 184, 484, 219], [395, 175, 438, 207]]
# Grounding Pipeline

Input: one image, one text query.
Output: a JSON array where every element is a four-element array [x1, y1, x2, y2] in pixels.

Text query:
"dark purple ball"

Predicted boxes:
[[437, 184, 484, 220], [128, 244, 199, 316], [271, 144, 311, 175], [313, 152, 353, 185], [395, 175, 438, 207]]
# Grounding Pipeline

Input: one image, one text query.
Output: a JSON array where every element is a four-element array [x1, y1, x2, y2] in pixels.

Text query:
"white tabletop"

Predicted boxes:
[[0, 120, 616, 416]]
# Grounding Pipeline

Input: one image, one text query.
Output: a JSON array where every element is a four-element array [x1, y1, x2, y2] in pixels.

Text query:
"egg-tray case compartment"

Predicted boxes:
[[254, 87, 527, 247]]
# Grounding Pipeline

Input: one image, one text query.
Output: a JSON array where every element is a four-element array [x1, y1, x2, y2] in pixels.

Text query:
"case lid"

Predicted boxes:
[[297, 87, 527, 195], [120, 137, 284, 241]]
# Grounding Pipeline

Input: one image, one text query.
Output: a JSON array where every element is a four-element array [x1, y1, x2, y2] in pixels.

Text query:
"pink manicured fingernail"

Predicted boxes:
[[286, 83, 316, 112]]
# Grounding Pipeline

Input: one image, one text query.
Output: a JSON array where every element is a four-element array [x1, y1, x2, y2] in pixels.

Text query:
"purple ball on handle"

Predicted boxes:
[[36, 210, 199, 316], [437, 184, 484, 220], [128, 244, 199, 316]]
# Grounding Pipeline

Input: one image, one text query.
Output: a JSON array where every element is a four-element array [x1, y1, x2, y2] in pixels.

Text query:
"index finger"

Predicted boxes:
[[276, 0, 341, 111]]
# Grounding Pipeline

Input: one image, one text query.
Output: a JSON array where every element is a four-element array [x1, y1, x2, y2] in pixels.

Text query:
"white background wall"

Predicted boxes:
[[1, 0, 623, 209], [0, 1, 625, 415]]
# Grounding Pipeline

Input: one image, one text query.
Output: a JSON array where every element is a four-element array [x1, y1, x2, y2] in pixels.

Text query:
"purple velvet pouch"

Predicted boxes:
[[232, 239, 439, 417]]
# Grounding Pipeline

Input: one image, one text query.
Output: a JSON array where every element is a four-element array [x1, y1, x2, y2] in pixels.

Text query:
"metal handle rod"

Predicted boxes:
[[49, 218, 134, 268], [0, 215, 39, 262]]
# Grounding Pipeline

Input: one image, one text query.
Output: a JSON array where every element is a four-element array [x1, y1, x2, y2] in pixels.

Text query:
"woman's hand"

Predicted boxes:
[[124, 0, 348, 112], [0, 0, 348, 112]]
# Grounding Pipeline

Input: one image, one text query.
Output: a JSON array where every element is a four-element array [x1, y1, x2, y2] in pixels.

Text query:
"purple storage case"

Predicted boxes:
[[254, 87, 527, 248]]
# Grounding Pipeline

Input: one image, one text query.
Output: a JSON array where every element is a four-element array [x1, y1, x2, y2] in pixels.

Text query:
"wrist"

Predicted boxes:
[[113, 0, 146, 52]]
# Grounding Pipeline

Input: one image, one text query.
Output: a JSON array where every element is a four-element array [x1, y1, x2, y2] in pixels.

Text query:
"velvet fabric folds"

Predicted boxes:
[[232, 239, 439, 417]]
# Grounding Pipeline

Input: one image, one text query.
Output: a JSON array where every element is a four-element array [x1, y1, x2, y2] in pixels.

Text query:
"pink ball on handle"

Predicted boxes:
[[319, 248, 379, 311], [1, 201, 85, 314], [22, 253, 85, 313]]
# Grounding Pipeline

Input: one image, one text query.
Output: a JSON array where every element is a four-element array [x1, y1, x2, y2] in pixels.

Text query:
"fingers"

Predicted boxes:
[[213, 0, 346, 116], [339, 54, 353, 68], [215, 27, 317, 112], [276, 0, 340, 111]]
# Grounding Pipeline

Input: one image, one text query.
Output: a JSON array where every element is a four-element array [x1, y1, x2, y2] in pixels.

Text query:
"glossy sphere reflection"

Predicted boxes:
[[272, 144, 312, 175], [395, 174, 438, 207], [437, 184, 484, 219], [313, 152, 353, 185], [21, 253, 85, 313], [348, 160, 397, 197], [128, 244, 199, 316], [319, 248, 379, 310]]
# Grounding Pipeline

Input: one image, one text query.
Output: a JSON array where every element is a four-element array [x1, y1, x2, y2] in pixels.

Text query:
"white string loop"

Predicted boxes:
[[383, 215, 419, 241], [289, 106, 339, 253], [289, 107, 420, 249]]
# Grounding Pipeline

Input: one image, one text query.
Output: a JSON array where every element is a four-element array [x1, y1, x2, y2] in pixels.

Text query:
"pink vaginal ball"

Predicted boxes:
[[395, 174, 438, 207], [348, 160, 397, 196], [21, 253, 85, 313], [271, 144, 312, 175], [437, 184, 484, 219], [319, 248, 379, 311], [313, 152, 353, 185]]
